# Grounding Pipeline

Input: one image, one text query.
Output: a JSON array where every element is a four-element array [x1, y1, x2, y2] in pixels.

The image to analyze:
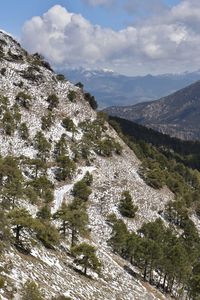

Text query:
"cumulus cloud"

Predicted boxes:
[[21, 2, 200, 75]]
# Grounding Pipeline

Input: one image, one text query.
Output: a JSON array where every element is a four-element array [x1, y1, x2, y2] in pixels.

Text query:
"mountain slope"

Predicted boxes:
[[105, 80, 200, 141], [64, 68, 200, 108], [0, 31, 173, 300]]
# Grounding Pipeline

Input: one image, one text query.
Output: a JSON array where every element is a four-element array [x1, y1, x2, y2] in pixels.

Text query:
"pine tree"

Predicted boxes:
[[71, 242, 101, 275], [2, 110, 15, 135], [53, 203, 69, 237], [36, 205, 51, 220], [41, 112, 53, 131], [35, 221, 60, 248], [61, 117, 77, 140], [1, 156, 24, 208], [28, 158, 47, 179], [56, 155, 76, 181], [124, 232, 139, 264], [8, 208, 34, 246], [108, 214, 129, 256], [34, 131, 51, 161], [0, 209, 10, 252], [72, 180, 92, 201], [118, 191, 138, 218], [84, 92, 98, 110], [29, 175, 54, 203], [19, 122, 29, 140], [55, 199, 89, 246], [82, 171, 93, 186], [54, 134, 68, 158]]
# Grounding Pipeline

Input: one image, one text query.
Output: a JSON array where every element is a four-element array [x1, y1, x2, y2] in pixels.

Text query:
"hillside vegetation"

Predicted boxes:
[[0, 30, 199, 300]]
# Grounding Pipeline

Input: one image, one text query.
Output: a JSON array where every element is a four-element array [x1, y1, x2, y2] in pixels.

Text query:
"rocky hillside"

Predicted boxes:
[[0, 30, 176, 300], [105, 81, 200, 141]]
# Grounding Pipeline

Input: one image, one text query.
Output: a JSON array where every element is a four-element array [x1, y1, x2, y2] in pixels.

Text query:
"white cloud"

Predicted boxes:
[[21, 2, 200, 75]]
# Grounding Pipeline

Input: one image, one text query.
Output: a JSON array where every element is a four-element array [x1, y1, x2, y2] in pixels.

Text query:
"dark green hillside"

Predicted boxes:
[[110, 116, 200, 170]]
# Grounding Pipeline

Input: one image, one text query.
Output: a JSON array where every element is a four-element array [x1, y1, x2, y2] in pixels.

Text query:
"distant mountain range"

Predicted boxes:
[[63, 68, 200, 108], [105, 80, 200, 141]]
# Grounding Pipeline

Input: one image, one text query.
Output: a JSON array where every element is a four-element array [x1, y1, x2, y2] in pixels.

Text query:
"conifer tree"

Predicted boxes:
[[54, 134, 68, 158], [71, 242, 101, 275], [19, 122, 29, 140], [66, 199, 88, 247], [34, 131, 51, 161], [108, 214, 129, 256], [53, 203, 69, 237], [41, 112, 53, 131], [2, 110, 15, 135], [72, 180, 92, 201], [1, 156, 24, 208], [118, 191, 138, 218], [8, 208, 34, 246], [28, 158, 47, 179], [82, 171, 93, 186], [54, 199, 88, 246], [36, 205, 51, 220], [56, 155, 76, 181], [35, 221, 60, 249], [0, 209, 10, 252]]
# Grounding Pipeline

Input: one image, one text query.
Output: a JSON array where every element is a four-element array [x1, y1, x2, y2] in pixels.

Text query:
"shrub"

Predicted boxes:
[[22, 280, 44, 300], [2, 111, 15, 135], [68, 90, 76, 102], [52, 296, 72, 300], [0, 276, 5, 289], [75, 82, 84, 89], [19, 122, 29, 140], [16, 92, 32, 109], [62, 117, 75, 131], [96, 138, 114, 157], [41, 112, 53, 131], [12, 103, 21, 123], [82, 171, 93, 186], [84, 92, 98, 110], [56, 74, 65, 81], [47, 94, 59, 110]]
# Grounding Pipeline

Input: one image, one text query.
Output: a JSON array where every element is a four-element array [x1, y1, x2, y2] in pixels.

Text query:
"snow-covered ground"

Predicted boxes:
[[52, 166, 96, 213], [0, 30, 173, 300]]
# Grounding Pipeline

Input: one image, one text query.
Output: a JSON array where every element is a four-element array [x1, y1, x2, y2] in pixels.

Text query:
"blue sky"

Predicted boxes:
[[0, 0, 181, 35], [1, 0, 200, 75]]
